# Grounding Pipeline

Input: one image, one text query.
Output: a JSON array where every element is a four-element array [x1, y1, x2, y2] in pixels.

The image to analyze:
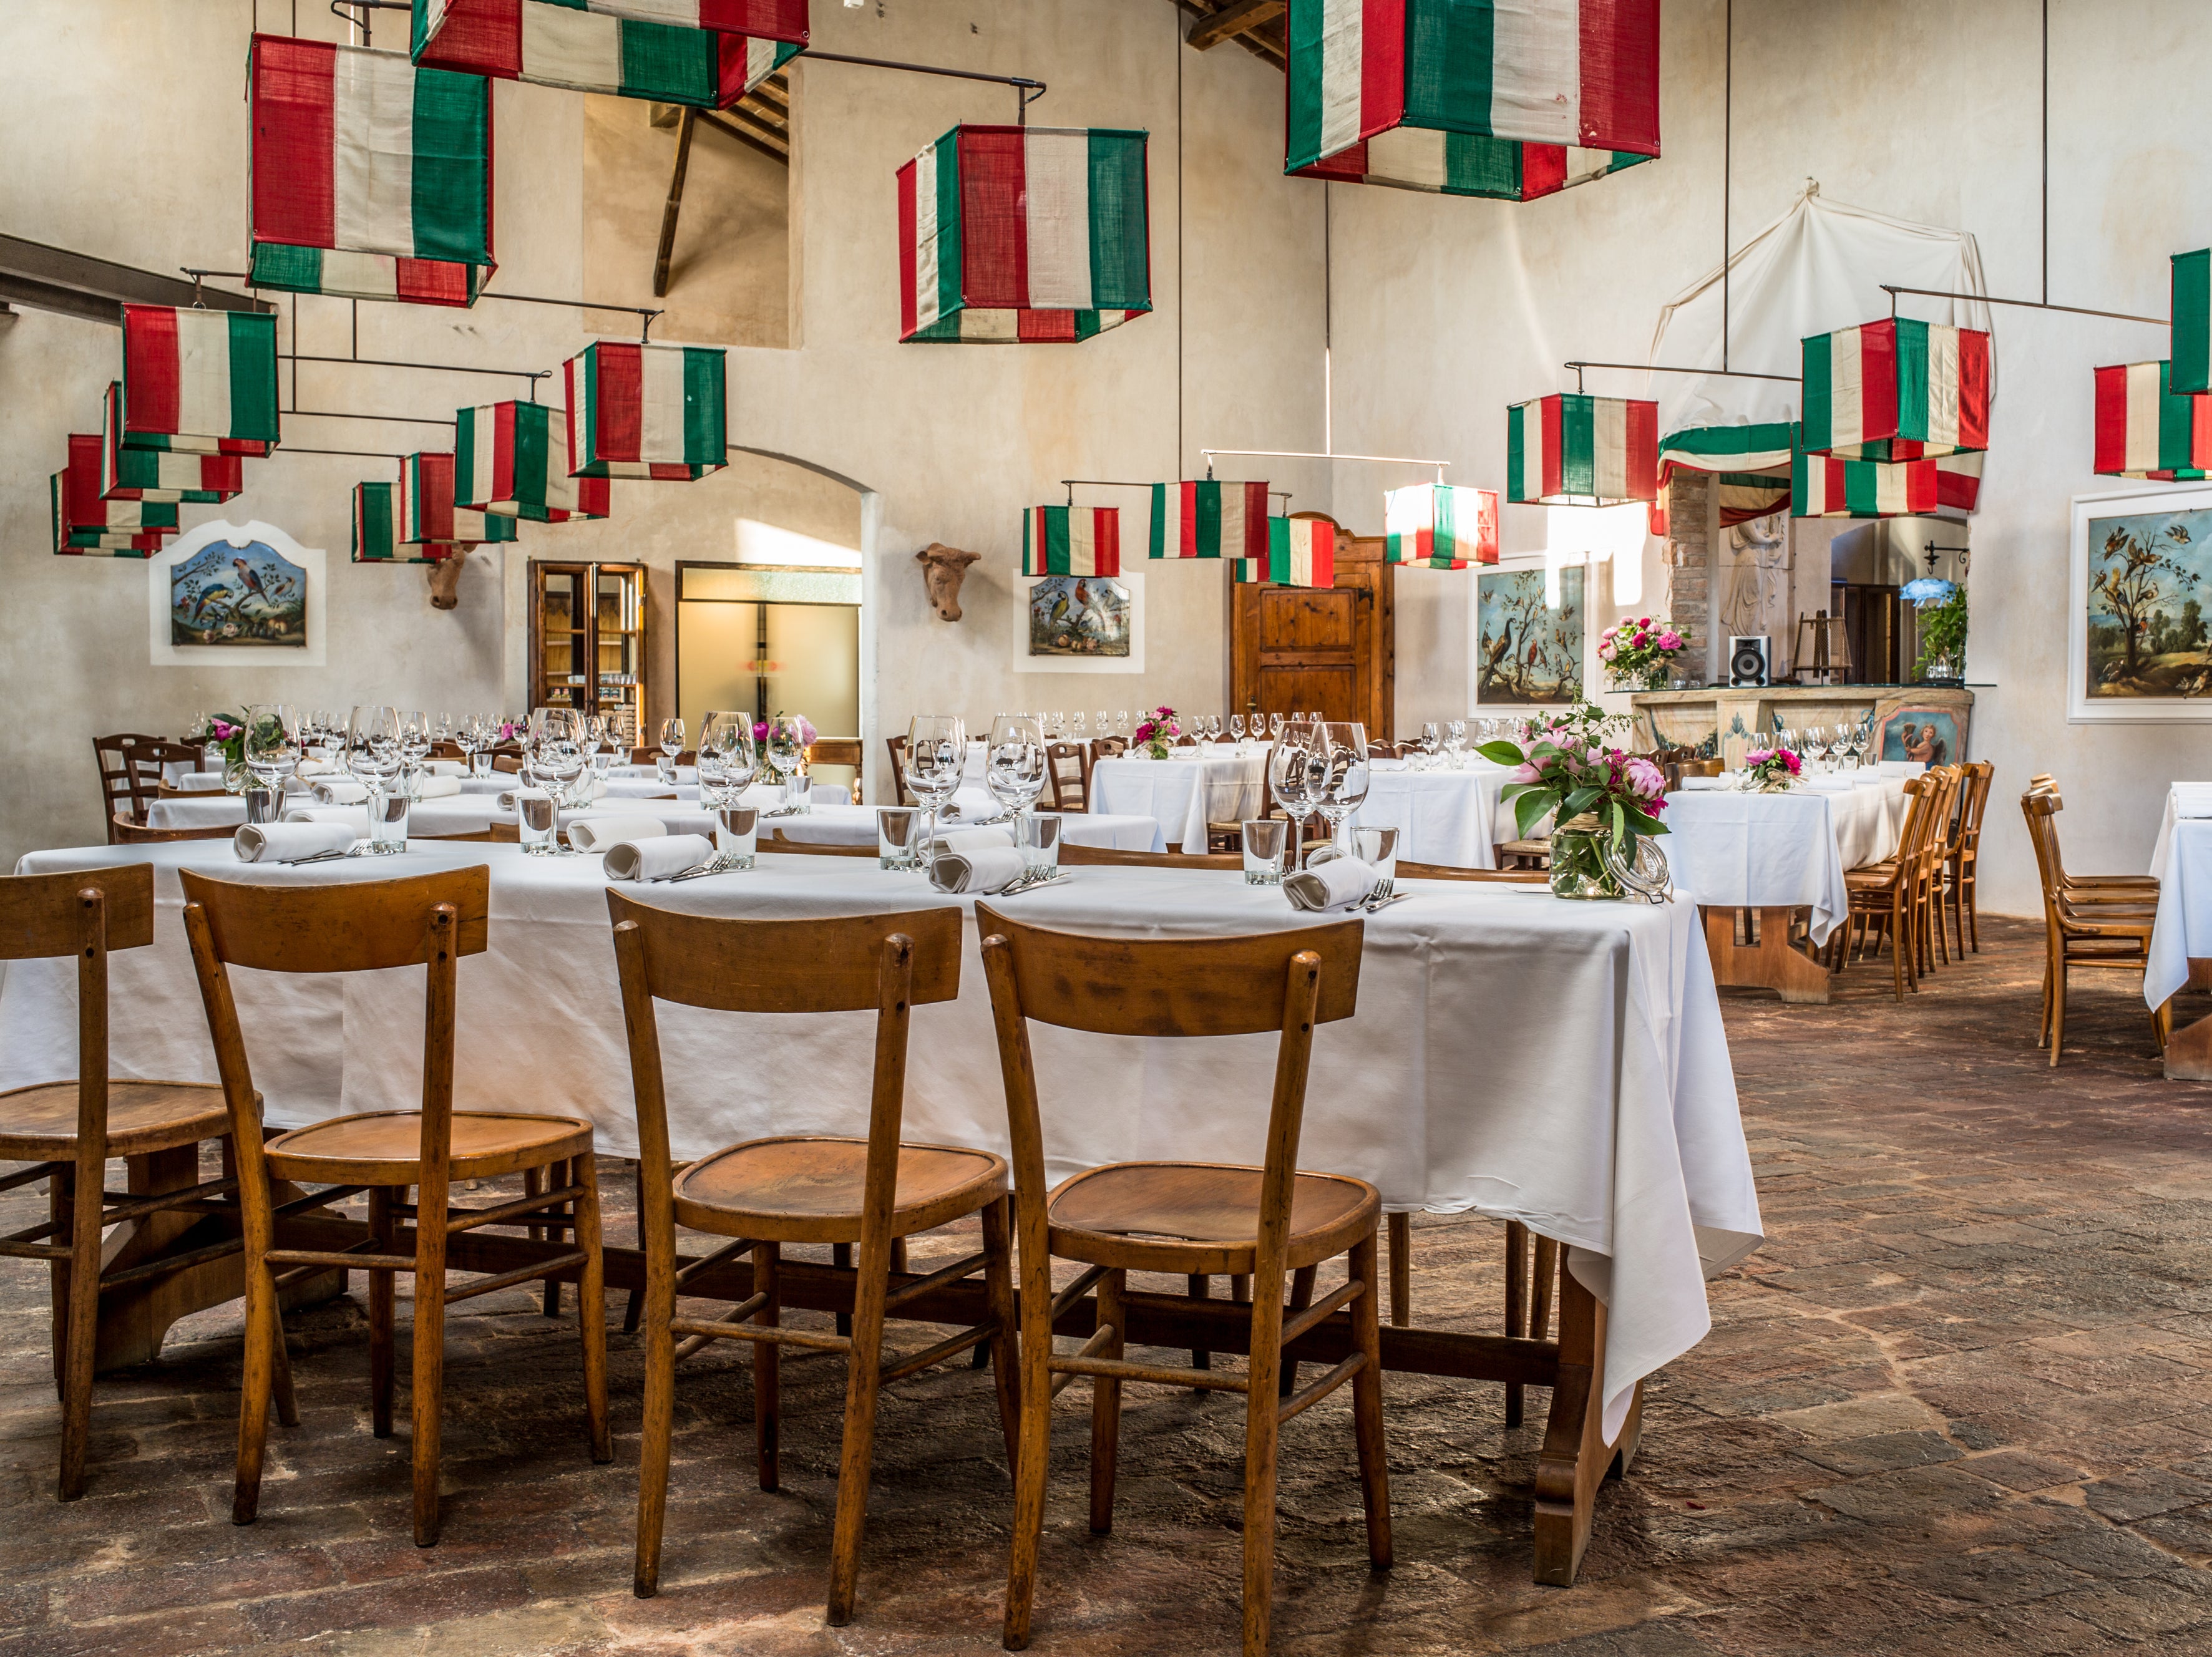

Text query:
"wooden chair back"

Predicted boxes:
[[1093, 735, 1130, 760], [626, 747, 698, 767], [805, 738, 864, 770], [492, 754, 523, 774], [1058, 845, 1241, 870], [2020, 789, 2063, 911], [1954, 759, 1995, 850], [884, 734, 914, 806], [93, 733, 167, 840], [0, 863, 154, 964], [110, 812, 231, 843], [1043, 742, 1089, 812]]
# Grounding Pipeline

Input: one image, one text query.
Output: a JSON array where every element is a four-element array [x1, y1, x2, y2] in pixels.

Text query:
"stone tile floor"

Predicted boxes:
[[6, 918, 2212, 1654]]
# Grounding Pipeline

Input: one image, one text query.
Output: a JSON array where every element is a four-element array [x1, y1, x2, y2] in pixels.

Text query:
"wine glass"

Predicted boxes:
[[1097, 709, 1112, 742], [1269, 711, 1285, 741], [1229, 714, 1245, 750], [1070, 711, 1086, 739], [905, 716, 967, 860], [530, 706, 590, 815], [241, 704, 300, 823], [346, 706, 404, 853], [987, 714, 1048, 822], [656, 716, 686, 785], [1416, 721, 1441, 769], [1268, 720, 1330, 870], [1317, 722, 1370, 855], [696, 711, 760, 806], [399, 711, 432, 792], [1205, 714, 1223, 746], [1445, 720, 1468, 767]]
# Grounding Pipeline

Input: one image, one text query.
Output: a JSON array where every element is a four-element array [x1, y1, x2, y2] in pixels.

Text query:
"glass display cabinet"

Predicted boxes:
[[529, 561, 647, 747]]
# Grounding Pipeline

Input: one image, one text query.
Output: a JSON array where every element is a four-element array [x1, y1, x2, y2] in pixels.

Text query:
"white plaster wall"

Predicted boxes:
[[1325, 0, 2212, 915]]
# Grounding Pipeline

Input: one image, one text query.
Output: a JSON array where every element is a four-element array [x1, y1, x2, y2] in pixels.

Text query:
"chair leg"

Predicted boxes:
[[368, 1186, 396, 1438], [1504, 1220, 1528, 1428], [633, 1214, 677, 1598], [1240, 1275, 1285, 1657], [1089, 1268, 1128, 1534], [542, 1158, 566, 1318], [1889, 898, 1906, 1001], [57, 1156, 104, 1501], [982, 1197, 1022, 1472], [1279, 1266, 1316, 1399], [834, 1241, 853, 1339], [411, 1215, 449, 1547], [2049, 955, 2067, 1069], [1967, 874, 1981, 953], [621, 1163, 645, 1336], [1187, 1273, 1212, 1374], [826, 1232, 891, 1626], [574, 1153, 611, 1464], [1532, 1235, 1558, 1343], [754, 1240, 781, 1492], [1347, 1233, 1392, 1571], [233, 1258, 278, 1525], [1387, 1212, 1411, 1327], [1001, 1235, 1055, 1651]]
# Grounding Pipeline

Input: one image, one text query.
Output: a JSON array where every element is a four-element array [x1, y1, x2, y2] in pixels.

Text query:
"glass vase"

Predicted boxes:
[[1548, 817, 1624, 900]]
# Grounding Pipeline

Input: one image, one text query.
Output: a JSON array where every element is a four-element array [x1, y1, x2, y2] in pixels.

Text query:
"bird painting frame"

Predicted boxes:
[[148, 520, 326, 668], [1023, 573, 1133, 659]]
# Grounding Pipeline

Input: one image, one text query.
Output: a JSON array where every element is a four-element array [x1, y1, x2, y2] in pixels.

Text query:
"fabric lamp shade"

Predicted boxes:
[[52, 473, 167, 556], [1651, 423, 1795, 533], [562, 342, 727, 479], [1793, 447, 1984, 518], [351, 482, 411, 563], [1508, 394, 1659, 506], [2093, 361, 2212, 480], [454, 402, 612, 522], [1384, 483, 1498, 567], [249, 35, 495, 308], [401, 451, 519, 546], [1285, 0, 1660, 202], [120, 306, 281, 451], [1149, 480, 1269, 559], [898, 125, 1152, 343], [1022, 506, 1121, 577], [57, 435, 178, 551], [1235, 517, 1337, 587], [2173, 251, 2212, 396], [1800, 317, 1991, 460], [100, 386, 243, 503], [411, 0, 801, 109]]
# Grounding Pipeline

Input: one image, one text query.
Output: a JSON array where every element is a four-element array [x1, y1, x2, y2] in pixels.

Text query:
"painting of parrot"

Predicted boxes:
[[170, 538, 309, 648]]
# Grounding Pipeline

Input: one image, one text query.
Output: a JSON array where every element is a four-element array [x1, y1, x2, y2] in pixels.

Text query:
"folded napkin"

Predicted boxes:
[[425, 760, 466, 777], [410, 775, 464, 800], [311, 779, 369, 804], [568, 814, 670, 853], [603, 832, 713, 882], [1283, 857, 1379, 913], [941, 826, 1017, 853], [1676, 775, 1728, 792], [235, 822, 356, 863], [295, 757, 332, 777], [929, 845, 1029, 894], [176, 772, 226, 792], [2174, 782, 2212, 819]]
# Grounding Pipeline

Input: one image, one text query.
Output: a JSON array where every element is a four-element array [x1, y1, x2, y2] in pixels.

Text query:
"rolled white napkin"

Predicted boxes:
[[603, 832, 713, 882], [312, 779, 370, 804], [411, 775, 464, 800], [1283, 856, 1379, 913], [929, 845, 1030, 894], [295, 757, 333, 778], [568, 814, 670, 853], [177, 772, 226, 792], [425, 760, 466, 777], [941, 826, 1017, 853], [1676, 776, 1728, 792], [235, 822, 356, 863]]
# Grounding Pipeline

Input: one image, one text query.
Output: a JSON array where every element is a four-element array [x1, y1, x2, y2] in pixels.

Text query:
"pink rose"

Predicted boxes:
[[1633, 630, 1649, 646], [1745, 747, 1773, 766], [1624, 756, 1666, 799], [1639, 616, 1651, 628], [1598, 639, 1618, 660], [1657, 631, 1682, 651], [1781, 749, 1803, 775]]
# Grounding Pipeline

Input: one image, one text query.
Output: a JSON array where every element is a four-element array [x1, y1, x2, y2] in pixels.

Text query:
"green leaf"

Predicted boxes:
[[1514, 789, 1555, 838], [1620, 804, 1669, 837], [1610, 799, 1626, 845], [1474, 739, 1526, 765], [1562, 786, 1601, 820]]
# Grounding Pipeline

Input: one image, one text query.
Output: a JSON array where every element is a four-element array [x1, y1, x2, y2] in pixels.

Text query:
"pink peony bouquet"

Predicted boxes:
[[1132, 704, 1181, 760], [187, 711, 251, 764], [1475, 727, 1669, 852], [1742, 745, 1801, 792], [1597, 615, 1687, 689]]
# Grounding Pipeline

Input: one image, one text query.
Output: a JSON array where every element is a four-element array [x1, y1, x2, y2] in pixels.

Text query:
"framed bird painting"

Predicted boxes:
[[149, 520, 326, 668], [1026, 574, 1131, 659]]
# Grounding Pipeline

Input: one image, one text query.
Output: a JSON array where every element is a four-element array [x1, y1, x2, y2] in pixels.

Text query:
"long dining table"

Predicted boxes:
[[0, 838, 1760, 1586]]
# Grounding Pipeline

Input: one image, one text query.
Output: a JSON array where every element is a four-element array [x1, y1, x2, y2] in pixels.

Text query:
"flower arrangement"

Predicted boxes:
[[1132, 704, 1181, 760], [1519, 702, 1635, 752], [1475, 728, 1669, 850], [1597, 615, 1686, 689], [1741, 745, 1802, 793], [186, 710, 250, 766], [756, 711, 817, 773]]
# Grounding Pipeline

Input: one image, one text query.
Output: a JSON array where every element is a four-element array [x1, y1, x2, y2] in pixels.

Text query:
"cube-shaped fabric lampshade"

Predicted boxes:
[[52, 471, 167, 556], [2172, 251, 2212, 396], [411, 0, 802, 109], [1384, 483, 1498, 567], [57, 435, 178, 551], [353, 482, 407, 563], [1234, 518, 1337, 588], [563, 342, 728, 479], [249, 36, 495, 307], [101, 386, 243, 503], [1285, 0, 1660, 201], [898, 125, 1152, 343], [1793, 447, 1984, 518], [455, 402, 613, 522], [402, 452, 519, 547], [1023, 506, 1120, 578], [1149, 480, 1269, 560], [120, 306, 281, 452], [2093, 361, 2212, 480], [1508, 395, 1659, 506], [1800, 318, 1991, 460]]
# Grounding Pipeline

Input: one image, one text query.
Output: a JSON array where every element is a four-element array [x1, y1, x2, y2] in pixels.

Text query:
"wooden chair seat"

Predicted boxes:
[[1047, 1161, 1379, 1275], [265, 1109, 594, 1186], [0, 1080, 231, 1160], [1844, 861, 1899, 885], [672, 1134, 1008, 1243]]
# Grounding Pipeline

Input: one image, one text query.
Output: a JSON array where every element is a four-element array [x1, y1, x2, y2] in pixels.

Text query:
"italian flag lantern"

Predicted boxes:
[[1793, 448, 1984, 519], [1508, 394, 1659, 506], [1384, 483, 1498, 568], [2093, 361, 2212, 480], [2171, 251, 2212, 396], [455, 402, 613, 523], [52, 475, 168, 556], [401, 451, 519, 547], [898, 126, 1152, 343], [249, 36, 495, 307], [1235, 518, 1337, 587], [411, 0, 803, 109], [1023, 507, 1121, 577], [56, 435, 178, 553], [120, 306, 280, 451], [1800, 318, 1991, 460], [351, 482, 407, 563], [100, 386, 243, 504], [563, 343, 728, 479], [1285, 0, 1660, 201], [1149, 480, 1269, 560]]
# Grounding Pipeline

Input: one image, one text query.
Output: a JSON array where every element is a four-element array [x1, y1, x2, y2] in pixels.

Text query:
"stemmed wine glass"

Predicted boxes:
[[1317, 722, 1371, 855], [241, 704, 300, 824], [1267, 719, 1330, 870], [1269, 711, 1285, 741], [1445, 720, 1468, 767], [346, 706, 404, 853], [906, 715, 967, 864], [1416, 721, 1441, 769], [1229, 714, 1246, 751], [1096, 710, 1111, 744], [399, 711, 432, 795], [657, 717, 686, 784], [986, 714, 1048, 824], [697, 711, 761, 865]]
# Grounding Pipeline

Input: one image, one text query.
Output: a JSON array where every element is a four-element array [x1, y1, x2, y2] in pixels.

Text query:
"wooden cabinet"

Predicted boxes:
[[1227, 517, 1395, 739], [529, 561, 647, 744]]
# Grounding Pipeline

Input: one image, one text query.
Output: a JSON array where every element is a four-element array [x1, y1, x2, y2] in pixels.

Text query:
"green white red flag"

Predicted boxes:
[[411, 0, 801, 109], [402, 451, 519, 546], [52, 471, 168, 556], [1800, 318, 1990, 460], [56, 435, 178, 553], [1508, 394, 1658, 505], [1792, 447, 1983, 518], [1023, 506, 1120, 578], [2093, 361, 2212, 480], [2173, 251, 2212, 396], [352, 482, 406, 563], [121, 306, 281, 450], [1384, 483, 1498, 567], [1235, 517, 1336, 587], [455, 402, 613, 522], [563, 342, 728, 479], [101, 386, 242, 503], [1149, 480, 1269, 559]]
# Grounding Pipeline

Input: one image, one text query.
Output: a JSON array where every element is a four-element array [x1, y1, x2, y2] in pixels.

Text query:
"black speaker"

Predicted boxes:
[[1728, 634, 1771, 688]]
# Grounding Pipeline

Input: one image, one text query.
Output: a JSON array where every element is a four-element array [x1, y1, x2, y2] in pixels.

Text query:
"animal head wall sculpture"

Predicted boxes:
[[427, 545, 472, 610], [915, 542, 981, 621]]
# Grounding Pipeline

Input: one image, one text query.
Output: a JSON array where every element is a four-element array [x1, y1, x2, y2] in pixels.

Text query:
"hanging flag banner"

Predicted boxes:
[[52, 473, 168, 556], [100, 386, 243, 503], [562, 342, 728, 479], [456, 402, 613, 522], [899, 125, 1152, 343], [120, 305, 281, 452], [249, 35, 495, 308], [1508, 394, 1659, 506], [2173, 251, 2212, 396], [1284, 0, 1660, 202], [1235, 517, 1337, 586], [1800, 317, 1991, 460], [1793, 447, 1984, 518], [57, 435, 179, 551], [1148, 480, 1269, 560], [411, 0, 802, 109], [402, 451, 519, 547], [1384, 483, 1498, 567], [2093, 361, 2212, 480], [351, 481, 409, 563], [1022, 505, 1121, 577]]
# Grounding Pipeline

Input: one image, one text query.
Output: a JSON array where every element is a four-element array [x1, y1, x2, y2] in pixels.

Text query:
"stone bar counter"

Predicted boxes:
[[1630, 683, 1977, 769]]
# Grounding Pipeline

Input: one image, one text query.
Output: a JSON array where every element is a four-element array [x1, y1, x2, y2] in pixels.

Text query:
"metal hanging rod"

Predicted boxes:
[[273, 445, 407, 462], [1881, 283, 2163, 328], [1200, 447, 1447, 482], [806, 51, 1045, 123], [282, 352, 550, 384], [281, 406, 457, 427], [1566, 359, 1800, 387], [1059, 477, 1295, 507], [182, 267, 663, 339]]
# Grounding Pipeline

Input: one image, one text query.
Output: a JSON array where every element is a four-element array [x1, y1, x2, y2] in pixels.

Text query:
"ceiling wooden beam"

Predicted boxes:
[[1188, 0, 1283, 51], [1173, 1, 1285, 67], [696, 108, 788, 166]]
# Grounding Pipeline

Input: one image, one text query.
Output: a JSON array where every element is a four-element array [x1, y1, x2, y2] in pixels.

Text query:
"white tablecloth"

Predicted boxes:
[[1090, 751, 1269, 850], [1349, 763, 1516, 869], [2145, 787, 2212, 1006], [0, 839, 1758, 1441], [1659, 777, 1911, 944]]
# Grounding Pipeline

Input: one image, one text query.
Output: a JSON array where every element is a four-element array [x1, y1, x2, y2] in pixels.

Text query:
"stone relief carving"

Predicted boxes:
[[1721, 512, 1791, 648]]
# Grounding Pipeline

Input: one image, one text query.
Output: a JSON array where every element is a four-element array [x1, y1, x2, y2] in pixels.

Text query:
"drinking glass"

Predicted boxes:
[[1016, 813, 1063, 875], [1241, 819, 1288, 885], [1317, 722, 1370, 855], [1417, 721, 1441, 769], [1049, 711, 1065, 740], [906, 715, 967, 863], [1267, 720, 1328, 868], [515, 790, 558, 855], [711, 804, 759, 870], [241, 704, 300, 825], [1115, 710, 1131, 737], [986, 714, 1048, 822], [1269, 711, 1285, 741], [877, 806, 923, 870], [696, 711, 759, 807], [1097, 709, 1111, 741], [400, 711, 432, 792], [346, 706, 405, 852], [761, 715, 809, 812], [1229, 714, 1246, 749], [657, 716, 686, 784], [1446, 720, 1468, 767], [1206, 714, 1223, 745], [530, 706, 589, 822]]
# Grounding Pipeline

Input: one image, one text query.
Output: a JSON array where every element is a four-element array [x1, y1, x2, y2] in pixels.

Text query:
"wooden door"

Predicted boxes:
[[1228, 518, 1394, 739]]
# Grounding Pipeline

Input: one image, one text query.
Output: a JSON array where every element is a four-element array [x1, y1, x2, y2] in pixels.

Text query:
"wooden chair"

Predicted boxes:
[[111, 812, 231, 844], [1941, 760, 1995, 955], [805, 737, 865, 804], [1395, 862, 1547, 883], [1059, 845, 1241, 870], [180, 866, 609, 1543], [2021, 791, 2167, 1066], [609, 897, 1015, 1623], [1906, 766, 1961, 976], [94, 734, 168, 841], [978, 906, 1388, 1656], [884, 734, 915, 806], [1043, 742, 1091, 812], [491, 754, 523, 774], [626, 747, 698, 767], [1093, 735, 1131, 760], [1839, 774, 1946, 999], [0, 865, 271, 1500], [1494, 838, 1552, 870]]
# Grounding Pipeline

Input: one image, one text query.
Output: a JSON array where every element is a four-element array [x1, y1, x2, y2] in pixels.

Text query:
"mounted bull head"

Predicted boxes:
[[915, 542, 981, 621], [427, 545, 472, 610]]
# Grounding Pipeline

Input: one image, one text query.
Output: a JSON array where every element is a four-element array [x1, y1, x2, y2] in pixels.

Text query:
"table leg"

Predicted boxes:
[[2164, 960, 2212, 1079], [1532, 1268, 1643, 1587], [1702, 905, 1833, 1004]]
